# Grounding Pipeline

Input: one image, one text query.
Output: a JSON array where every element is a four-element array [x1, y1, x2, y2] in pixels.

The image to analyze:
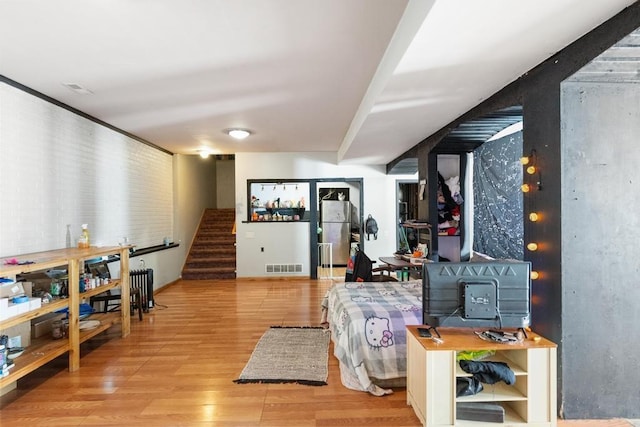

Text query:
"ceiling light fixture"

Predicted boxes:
[[198, 149, 211, 159], [225, 129, 252, 140]]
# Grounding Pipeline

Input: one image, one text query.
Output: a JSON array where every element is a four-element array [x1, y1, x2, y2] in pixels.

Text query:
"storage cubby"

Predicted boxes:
[[406, 326, 557, 426]]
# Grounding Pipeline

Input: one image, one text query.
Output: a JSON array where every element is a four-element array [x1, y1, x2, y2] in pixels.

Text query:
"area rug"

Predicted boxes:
[[234, 326, 330, 386]]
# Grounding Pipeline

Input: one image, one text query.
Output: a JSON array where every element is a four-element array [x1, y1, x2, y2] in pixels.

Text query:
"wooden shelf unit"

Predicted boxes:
[[0, 246, 130, 388], [406, 326, 557, 426]]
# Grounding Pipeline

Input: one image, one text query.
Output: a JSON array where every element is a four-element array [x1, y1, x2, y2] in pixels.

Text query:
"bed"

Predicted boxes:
[[321, 280, 423, 396]]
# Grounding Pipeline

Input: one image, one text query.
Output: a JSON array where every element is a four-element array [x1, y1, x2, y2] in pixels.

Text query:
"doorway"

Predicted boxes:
[[309, 178, 363, 280], [396, 180, 418, 252]]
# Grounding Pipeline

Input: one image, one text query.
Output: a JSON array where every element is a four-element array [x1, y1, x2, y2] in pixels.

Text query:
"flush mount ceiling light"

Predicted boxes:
[[198, 149, 212, 159], [225, 128, 252, 140]]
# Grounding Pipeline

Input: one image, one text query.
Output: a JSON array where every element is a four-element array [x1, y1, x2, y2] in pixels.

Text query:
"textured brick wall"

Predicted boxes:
[[0, 82, 173, 256]]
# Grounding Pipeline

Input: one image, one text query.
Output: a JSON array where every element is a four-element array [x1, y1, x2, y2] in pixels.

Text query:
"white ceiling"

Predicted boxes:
[[1, 0, 637, 165]]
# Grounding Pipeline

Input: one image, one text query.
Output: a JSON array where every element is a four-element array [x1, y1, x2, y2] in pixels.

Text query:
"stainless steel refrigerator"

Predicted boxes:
[[320, 200, 351, 265]]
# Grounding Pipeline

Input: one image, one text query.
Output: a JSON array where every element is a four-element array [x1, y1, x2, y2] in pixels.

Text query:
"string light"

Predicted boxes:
[[523, 148, 542, 283]]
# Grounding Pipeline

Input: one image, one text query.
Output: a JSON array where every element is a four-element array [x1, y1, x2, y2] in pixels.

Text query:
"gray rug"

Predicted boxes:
[[234, 326, 330, 386]]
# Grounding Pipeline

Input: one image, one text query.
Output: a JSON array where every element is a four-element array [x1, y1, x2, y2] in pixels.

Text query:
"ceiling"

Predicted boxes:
[[1, 0, 637, 166], [567, 27, 640, 83]]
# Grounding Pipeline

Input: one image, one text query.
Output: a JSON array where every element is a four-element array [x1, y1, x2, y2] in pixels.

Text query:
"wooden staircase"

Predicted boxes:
[[182, 208, 236, 280]]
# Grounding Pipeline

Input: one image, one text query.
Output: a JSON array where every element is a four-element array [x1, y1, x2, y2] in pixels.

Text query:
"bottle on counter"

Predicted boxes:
[[78, 224, 90, 248], [66, 224, 72, 248]]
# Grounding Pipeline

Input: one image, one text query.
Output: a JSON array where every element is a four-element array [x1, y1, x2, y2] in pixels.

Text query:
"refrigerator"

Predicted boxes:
[[320, 200, 352, 265]]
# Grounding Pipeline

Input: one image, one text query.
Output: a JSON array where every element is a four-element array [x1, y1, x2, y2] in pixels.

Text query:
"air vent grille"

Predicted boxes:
[[62, 82, 94, 95], [265, 263, 303, 273]]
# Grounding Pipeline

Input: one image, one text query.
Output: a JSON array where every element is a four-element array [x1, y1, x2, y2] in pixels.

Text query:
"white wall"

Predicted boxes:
[[0, 82, 173, 256], [0, 81, 199, 290], [216, 159, 235, 208], [235, 152, 417, 277], [174, 154, 217, 252]]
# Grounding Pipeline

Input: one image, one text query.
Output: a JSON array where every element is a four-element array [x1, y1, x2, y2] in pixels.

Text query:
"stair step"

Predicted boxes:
[[193, 240, 236, 246], [193, 234, 235, 240], [196, 231, 235, 238], [199, 225, 234, 231], [182, 208, 238, 281], [182, 274, 236, 280], [189, 247, 235, 253], [205, 208, 234, 213], [182, 267, 236, 279], [190, 252, 236, 258], [194, 240, 234, 246], [187, 255, 235, 262], [186, 259, 235, 267], [192, 243, 235, 249]]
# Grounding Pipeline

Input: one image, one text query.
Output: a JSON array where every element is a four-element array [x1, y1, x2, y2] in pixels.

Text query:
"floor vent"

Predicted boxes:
[[265, 263, 303, 273]]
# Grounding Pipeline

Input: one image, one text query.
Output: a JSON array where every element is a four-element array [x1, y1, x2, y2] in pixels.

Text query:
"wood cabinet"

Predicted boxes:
[[406, 326, 557, 426], [0, 246, 130, 388]]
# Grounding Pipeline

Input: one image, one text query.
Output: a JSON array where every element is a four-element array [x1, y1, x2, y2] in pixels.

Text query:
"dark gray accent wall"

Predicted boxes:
[[560, 81, 640, 418], [521, 78, 566, 412]]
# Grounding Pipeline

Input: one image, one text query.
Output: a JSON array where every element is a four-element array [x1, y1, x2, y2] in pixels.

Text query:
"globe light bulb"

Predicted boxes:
[[520, 156, 530, 165], [527, 242, 538, 251], [521, 183, 531, 193], [529, 212, 539, 222], [531, 271, 539, 280], [527, 165, 537, 175]]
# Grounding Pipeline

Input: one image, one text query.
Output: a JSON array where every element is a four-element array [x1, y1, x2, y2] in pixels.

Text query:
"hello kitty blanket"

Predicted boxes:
[[321, 281, 422, 396]]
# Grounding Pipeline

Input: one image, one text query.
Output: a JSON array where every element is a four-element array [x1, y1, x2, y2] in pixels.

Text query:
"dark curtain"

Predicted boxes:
[[473, 131, 524, 260]]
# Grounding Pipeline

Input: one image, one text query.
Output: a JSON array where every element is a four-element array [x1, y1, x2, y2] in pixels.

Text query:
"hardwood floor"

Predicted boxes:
[[0, 278, 634, 426]]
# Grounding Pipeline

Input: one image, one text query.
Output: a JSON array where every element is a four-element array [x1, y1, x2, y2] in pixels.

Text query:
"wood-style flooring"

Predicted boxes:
[[0, 278, 635, 426]]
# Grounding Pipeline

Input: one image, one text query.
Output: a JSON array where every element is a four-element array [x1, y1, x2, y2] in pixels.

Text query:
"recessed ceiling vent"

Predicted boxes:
[[62, 83, 93, 95]]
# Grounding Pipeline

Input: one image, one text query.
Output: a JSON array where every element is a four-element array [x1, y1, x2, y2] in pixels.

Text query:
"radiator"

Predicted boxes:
[[129, 268, 154, 311]]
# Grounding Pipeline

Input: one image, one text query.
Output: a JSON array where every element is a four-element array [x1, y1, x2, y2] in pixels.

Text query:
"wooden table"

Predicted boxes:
[[379, 256, 425, 279], [378, 256, 414, 270]]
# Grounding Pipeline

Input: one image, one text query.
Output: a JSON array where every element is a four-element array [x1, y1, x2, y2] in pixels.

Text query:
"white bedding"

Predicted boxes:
[[321, 281, 422, 395]]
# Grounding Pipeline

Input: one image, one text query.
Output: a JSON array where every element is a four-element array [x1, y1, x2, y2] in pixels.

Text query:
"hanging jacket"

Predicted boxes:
[[345, 250, 373, 282]]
